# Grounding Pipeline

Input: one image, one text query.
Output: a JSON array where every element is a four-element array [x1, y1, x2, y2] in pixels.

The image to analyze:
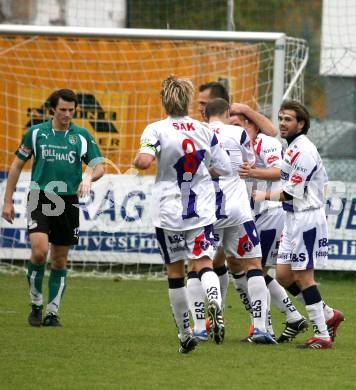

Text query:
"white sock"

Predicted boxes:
[[265, 290, 274, 336], [216, 270, 229, 311], [232, 272, 254, 323], [305, 301, 330, 339], [323, 301, 334, 322], [186, 276, 206, 333], [28, 270, 43, 306], [247, 273, 268, 332], [200, 269, 222, 309], [168, 287, 191, 341], [268, 278, 303, 323]]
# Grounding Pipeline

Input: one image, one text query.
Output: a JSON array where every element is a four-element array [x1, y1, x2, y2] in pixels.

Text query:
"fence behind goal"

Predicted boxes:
[[0, 26, 312, 275]]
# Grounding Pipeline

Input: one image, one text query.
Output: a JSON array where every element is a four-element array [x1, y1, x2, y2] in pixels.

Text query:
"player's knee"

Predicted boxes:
[[187, 259, 195, 273], [31, 248, 48, 264], [293, 272, 315, 290], [226, 257, 244, 273], [244, 257, 262, 271], [275, 270, 294, 288]]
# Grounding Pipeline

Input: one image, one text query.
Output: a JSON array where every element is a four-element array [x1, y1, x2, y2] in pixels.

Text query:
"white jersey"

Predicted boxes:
[[280, 134, 328, 212], [208, 120, 255, 228], [248, 133, 283, 215], [139, 116, 232, 230]]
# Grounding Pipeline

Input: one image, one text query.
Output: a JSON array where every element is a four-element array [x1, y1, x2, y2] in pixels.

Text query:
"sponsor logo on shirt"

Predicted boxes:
[[294, 165, 307, 173], [264, 147, 277, 154], [290, 174, 303, 184], [40, 145, 76, 163], [281, 170, 289, 180], [267, 155, 279, 164]]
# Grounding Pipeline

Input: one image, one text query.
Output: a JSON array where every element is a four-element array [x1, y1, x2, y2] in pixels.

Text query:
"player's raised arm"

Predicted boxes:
[[240, 136, 282, 181], [230, 103, 278, 137]]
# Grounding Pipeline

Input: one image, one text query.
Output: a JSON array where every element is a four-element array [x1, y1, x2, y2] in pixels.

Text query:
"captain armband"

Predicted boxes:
[[140, 142, 160, 155]]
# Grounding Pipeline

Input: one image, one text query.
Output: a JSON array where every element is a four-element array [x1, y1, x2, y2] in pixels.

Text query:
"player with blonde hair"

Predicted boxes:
[[134, 76, 232, 353]]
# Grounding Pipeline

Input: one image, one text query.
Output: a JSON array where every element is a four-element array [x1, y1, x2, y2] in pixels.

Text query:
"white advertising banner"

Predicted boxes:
[[0, 174, 355, 270]]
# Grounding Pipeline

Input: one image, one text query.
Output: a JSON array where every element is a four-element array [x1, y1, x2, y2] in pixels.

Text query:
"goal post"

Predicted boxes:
[[0, 25, 308, 275]]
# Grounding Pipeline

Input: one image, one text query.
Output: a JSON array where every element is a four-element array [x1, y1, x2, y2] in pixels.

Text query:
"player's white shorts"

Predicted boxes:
[[255, 207, 285, 267], [277, 207, 328, 270], [214, 220, 261, 259], [155, 224, 215, 264]]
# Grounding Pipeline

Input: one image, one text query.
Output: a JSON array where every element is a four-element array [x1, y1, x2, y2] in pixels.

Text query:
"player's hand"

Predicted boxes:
[[2, 202, 15, 224], [252, 190, 267, 202], [77, 175, 92, 198], [239, 162, 254, 179]]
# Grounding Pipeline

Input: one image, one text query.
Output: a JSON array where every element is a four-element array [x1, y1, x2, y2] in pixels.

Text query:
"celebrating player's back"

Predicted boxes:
[[140, 116, 231, 230], [134, 76, 231, 354]]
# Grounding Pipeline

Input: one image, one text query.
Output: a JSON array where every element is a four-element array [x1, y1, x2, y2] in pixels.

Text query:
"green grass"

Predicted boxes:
[[0, 272, 355, 390]]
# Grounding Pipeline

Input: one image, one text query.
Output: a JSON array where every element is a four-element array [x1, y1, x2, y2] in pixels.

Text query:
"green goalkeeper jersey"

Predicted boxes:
[[16, 119, 103, 195]]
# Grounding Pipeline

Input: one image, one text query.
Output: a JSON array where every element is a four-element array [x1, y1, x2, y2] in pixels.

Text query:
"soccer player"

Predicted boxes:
[[205, 98, 277, 344], [253, 100, 344, 349], [188, 83, 278, 341], [233, 106, 308, 343], [2, 89, 104, 327], [133, 76, 232, 353], [187, 82, 231, 341], [198, 82, 230, 121]]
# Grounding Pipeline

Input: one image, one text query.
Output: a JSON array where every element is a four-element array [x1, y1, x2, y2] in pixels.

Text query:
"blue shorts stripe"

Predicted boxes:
[[155, 227, 171, 264], [260, 229, 276, 267], [303, 227, 317, 269]]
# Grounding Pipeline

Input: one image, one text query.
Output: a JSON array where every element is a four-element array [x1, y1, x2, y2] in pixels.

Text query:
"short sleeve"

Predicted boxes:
[[139, 124, 161, 157], [82, 131, 104, 166], [282, 151, 317, 199], [15, 129, 34, 161]]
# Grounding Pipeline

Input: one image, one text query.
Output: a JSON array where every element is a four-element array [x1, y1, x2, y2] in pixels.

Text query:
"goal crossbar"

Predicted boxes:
[[0, 24, 286, 125]]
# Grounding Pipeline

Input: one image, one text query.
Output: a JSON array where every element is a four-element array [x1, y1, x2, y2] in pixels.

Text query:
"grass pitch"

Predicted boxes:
[[0, 271, 355, 390]]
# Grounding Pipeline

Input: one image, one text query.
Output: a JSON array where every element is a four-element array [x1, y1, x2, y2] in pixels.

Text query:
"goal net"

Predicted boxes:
[[0, 26, 308, 276]]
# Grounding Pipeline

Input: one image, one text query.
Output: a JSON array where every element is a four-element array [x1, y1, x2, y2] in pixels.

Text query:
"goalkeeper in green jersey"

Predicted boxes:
[[1, 89, 104, 327]]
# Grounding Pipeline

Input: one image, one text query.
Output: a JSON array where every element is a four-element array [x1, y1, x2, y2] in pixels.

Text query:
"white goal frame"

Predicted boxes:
[[0, 24, 308, 125], [0, 25, 309, 273]]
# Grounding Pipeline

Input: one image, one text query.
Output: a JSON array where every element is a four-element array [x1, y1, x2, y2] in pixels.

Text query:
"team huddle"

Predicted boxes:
[[1, 79, 344, 353], [135, 77, 344, 353]]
